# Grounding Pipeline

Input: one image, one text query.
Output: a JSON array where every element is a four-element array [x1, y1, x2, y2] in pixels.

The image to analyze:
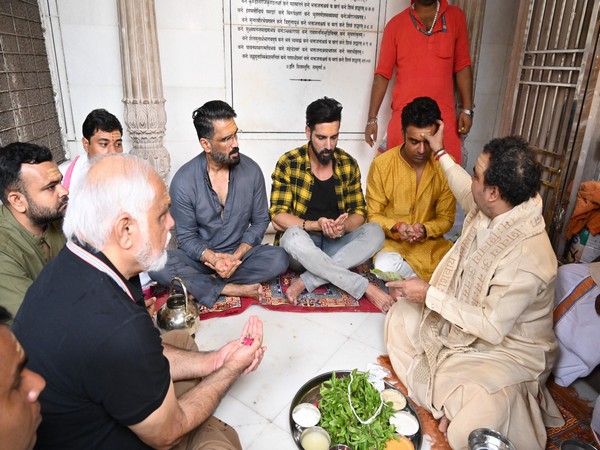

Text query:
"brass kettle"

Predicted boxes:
[[157, 277, 199, 335]]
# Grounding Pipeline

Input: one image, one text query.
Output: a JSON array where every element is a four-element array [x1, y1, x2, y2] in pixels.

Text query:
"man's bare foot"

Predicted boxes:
[[364, 284, 395, 313], [438, 415, 450, 435], [222, 283, 265, 301], [285, 277, 306, 305]]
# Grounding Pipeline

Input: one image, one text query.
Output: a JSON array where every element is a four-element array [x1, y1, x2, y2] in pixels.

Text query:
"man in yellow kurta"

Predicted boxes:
[[367, 97, 455, 282]]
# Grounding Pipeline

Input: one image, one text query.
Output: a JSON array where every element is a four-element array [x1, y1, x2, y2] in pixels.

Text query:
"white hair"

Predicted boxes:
[[63, 154, 157, 250]]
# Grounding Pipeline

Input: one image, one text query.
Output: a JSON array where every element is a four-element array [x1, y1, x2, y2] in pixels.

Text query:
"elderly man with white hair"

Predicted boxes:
[[13, 154, 265, 450]]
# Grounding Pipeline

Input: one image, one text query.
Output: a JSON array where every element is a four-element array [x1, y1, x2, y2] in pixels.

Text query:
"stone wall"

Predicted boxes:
[[0, 0, 64, 162]]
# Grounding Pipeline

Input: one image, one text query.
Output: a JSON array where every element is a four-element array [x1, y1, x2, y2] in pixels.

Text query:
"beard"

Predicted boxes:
[[136, 231, 170, 272], [309, 143, 334, 164], [25, 194, 68, 227], [211, 147, 241, 167]]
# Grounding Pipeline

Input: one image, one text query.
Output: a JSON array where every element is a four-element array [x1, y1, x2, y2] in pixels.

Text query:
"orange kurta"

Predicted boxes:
[[375, 0, 471, 162]]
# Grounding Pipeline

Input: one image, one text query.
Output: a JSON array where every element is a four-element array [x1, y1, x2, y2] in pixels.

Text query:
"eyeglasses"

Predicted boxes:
[[209, 130, 242, 145]]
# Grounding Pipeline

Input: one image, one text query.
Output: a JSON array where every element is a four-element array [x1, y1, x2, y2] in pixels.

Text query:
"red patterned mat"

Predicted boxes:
[[152, 263, 383, 319], [546, 379, 596, 449], [377, 355, 597, 449]]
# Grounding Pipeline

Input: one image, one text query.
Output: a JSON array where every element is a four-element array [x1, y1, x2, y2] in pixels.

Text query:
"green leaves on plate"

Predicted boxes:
[[318, 370, 397, 450], [370, 269, 404, 282]]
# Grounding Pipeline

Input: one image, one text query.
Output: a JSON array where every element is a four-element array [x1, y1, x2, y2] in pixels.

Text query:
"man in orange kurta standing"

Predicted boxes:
[[364, 0, 474, 163]]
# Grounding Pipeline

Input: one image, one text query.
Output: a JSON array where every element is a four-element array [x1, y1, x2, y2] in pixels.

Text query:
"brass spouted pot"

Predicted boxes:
[[157, 277, 199, 335]]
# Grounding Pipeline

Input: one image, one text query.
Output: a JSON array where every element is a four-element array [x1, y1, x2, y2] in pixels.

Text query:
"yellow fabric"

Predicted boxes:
[[366, 146, 455, 281], [270, 144, 367, 245]]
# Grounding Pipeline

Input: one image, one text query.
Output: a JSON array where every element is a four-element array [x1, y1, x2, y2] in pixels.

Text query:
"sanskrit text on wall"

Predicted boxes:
[[227, 0, 384, 132], [235, 0, 379, 76]]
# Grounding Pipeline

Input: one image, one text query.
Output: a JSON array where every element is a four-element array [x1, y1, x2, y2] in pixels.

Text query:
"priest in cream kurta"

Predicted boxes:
[[384, 128, 564, 450]]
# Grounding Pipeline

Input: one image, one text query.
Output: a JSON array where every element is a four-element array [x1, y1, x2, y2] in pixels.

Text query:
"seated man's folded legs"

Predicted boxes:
[[423, 352, 561, 450], [149, 246, 288, 306], [280, 224, 394, 310], [163, 339, 242, 450], [280, 223, 381, 297], [374, 251, 416, 279], [224, 244, 288, 284], [435, 380, 547, 450], [149, 249, 226, 307], [283, 223, 384, 279], [217, 244, 288, 301], [383, 299, 423, 386], [177, 416, 242, 450]]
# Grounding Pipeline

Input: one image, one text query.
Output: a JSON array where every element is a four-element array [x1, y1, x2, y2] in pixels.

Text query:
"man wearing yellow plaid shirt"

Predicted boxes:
[[269, 97, 395, 313]]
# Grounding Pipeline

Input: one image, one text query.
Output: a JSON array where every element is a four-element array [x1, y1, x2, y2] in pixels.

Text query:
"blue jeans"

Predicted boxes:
[[280, 222, 384, 299]]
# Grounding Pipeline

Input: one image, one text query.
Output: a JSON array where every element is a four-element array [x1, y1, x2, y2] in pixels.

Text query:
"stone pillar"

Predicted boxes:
[[116, 0, 170, 180]]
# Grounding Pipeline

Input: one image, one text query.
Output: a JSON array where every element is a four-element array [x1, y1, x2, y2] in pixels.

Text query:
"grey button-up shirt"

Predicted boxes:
[[170, 152, 269, 260]]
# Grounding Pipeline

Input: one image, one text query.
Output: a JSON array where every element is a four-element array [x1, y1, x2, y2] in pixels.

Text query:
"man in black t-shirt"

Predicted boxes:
[[269, 97, 394, 312], [14, 154, 265, 450]]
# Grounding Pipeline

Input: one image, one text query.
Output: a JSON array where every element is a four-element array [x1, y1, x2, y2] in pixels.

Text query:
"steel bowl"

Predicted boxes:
[[292, 402, 321, 430], [289, 371, 422, 450], [300, 426, 330, 450], [468, 428, 516, 450], [560, 439, 599, 450]]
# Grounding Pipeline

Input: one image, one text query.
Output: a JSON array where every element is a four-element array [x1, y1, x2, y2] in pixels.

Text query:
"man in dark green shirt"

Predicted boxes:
[[0, 142, 68, 320]]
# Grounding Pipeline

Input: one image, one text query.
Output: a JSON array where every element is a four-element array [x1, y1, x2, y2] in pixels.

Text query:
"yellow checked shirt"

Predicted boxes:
[[269, 144, 366, 244]]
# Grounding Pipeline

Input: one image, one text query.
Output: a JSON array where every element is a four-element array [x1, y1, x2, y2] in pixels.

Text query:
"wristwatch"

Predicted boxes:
[[461, 108, 475, 117]]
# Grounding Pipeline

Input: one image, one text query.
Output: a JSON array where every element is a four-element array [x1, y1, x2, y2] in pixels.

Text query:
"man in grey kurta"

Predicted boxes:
[[150, 101, 288, 306]]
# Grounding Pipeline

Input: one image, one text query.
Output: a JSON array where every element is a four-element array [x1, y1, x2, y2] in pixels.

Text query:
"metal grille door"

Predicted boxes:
[[500, 0, 600, 242]]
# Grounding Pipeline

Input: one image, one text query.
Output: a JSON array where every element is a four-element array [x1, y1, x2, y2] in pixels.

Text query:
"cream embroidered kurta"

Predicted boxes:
[[366, 146, 455, 281], [384, 153, 564, 450]]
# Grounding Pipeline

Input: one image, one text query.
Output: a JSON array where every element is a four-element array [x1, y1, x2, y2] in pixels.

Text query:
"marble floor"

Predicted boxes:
[[194, 305, 600, 450], [193, 307, 402, 450]]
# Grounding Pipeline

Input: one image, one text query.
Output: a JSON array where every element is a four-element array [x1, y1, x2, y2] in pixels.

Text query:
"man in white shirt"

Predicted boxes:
[[552, 261, 600, 387]]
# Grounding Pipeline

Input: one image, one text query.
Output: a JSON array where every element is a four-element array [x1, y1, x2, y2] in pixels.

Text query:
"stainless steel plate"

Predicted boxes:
[[289, 371, 422, 450]]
